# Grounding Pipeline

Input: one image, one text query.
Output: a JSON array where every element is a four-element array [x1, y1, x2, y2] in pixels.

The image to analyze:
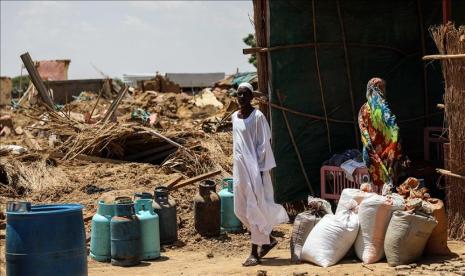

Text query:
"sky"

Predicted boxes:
[[0, 1, 255, 79]]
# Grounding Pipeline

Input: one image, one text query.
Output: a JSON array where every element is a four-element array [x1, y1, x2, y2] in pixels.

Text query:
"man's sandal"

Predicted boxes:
[[258, 239, 278, 258], [242, 255, 261, 266]]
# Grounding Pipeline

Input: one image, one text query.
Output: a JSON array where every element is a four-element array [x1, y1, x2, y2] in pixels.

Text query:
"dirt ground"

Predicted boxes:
[[87, 229, 465, 276], [2, 90, 465, 275]]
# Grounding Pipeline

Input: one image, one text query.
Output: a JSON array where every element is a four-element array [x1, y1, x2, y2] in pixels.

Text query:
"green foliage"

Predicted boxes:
[[113, 77, 124, 87], [243, 33, 257, 68], [11, 75, 30, 92]]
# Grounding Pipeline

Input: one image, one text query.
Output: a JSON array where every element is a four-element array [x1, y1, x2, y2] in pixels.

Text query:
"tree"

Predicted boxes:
[[243, 33, 257, 68], [11, 75, 30, 93], [113, 77, 124, 87]]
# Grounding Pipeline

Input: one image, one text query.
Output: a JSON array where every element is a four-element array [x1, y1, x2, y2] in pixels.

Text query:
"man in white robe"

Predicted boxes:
[[232, 82, 289, 266]]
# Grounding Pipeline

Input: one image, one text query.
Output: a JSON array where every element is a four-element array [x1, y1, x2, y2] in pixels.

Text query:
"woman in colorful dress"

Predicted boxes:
[[358, 78, 403, 194]]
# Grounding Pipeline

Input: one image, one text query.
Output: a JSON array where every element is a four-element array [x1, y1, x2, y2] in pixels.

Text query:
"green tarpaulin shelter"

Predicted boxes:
[[250, 0, 465, 203]]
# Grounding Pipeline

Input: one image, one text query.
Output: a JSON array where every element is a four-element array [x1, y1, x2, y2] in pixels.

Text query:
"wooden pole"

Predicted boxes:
[[20, 52, 55, 109], [101, 85, 128, 123], [422, 54, 465, 60], [138, 126, 187, 151], [170, 170, 222, 191], [276, 90, 314, 195]]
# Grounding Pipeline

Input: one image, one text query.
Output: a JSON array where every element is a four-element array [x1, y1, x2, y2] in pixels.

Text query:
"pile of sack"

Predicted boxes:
[[291, 179, 449, 267]]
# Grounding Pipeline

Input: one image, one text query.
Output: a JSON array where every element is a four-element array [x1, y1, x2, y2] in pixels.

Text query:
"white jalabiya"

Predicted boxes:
[[232, 109, 289, 245]]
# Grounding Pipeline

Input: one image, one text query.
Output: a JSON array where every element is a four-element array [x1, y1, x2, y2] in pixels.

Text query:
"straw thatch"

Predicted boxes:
[[430, 23, 465, 240]]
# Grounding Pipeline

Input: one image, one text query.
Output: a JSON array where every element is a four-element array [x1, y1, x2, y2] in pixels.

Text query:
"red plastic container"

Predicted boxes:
[[320, 165, 371, 200]]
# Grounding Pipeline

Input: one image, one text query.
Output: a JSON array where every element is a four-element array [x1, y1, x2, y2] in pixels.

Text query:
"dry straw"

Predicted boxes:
[[430, 23, 465, 240]]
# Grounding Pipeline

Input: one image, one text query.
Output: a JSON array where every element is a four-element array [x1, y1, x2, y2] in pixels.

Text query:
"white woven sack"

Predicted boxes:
[[301, 200, 359, 267]]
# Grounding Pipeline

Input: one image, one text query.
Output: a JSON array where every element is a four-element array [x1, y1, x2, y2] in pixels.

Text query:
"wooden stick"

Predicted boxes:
[[101, 85, 128, 123], [362, 264, 374, 271], [88, 84, 104, 122], [138, 126, 187, 150], [17, 84, 32, 107], [20, 52, 55, 110], [170, 169, 222, 191], [166, 175, 184, 189], [422, 54, 465, 60], [437, 169, 465, 180], [276, 90, 314, 194]]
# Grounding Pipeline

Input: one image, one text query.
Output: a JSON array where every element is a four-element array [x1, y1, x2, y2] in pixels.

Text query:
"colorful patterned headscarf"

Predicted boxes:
[[365, 78, 399, 144]]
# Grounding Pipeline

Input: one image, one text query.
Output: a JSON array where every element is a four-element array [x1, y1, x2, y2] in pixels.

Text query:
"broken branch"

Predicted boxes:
[[170, 169, 222, 191]]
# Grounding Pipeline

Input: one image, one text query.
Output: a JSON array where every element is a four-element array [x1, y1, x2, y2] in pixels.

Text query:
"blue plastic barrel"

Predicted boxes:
[[6, 204, 87, 276]]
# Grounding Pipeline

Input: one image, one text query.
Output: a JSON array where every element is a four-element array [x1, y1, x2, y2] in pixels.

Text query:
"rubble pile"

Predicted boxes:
[[0, 80, 266, 257]]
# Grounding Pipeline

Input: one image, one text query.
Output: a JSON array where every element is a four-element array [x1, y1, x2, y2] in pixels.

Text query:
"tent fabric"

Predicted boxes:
[[265, 0, 465, 203]]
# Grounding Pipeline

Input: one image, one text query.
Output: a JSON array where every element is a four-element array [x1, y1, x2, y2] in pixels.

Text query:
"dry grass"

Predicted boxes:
[[430, 23, 465, 240], [0, 156, 72, 200]]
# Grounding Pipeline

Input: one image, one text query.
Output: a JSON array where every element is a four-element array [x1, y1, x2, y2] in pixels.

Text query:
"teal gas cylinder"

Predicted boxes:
[[110, 202, 141, 266], [218, 178, 242, 232], [90, 201, 115, 262], [134, 199, 160, 260]]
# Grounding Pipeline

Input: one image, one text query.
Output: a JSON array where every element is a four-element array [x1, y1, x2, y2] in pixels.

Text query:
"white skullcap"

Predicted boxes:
[[238, 82, 253, 92]]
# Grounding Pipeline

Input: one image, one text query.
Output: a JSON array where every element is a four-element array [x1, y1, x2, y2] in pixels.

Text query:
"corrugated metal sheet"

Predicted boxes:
[[165, 73, 225, 88]]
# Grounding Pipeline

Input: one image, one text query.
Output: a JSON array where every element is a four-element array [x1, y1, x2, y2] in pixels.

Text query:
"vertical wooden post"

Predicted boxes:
[[442, 0, 451, 25], [20, 52, 54, 109], [253, 0, 269, 118]]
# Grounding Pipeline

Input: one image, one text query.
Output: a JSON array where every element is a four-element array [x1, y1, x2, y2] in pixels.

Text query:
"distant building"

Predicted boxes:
[[165, 73, 225, 92], [122, 72, 225, 93], [122, 73, 157, 87]]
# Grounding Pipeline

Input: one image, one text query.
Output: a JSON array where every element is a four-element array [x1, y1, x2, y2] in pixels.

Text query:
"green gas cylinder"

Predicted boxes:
[[134, 199, 160, 260], [218, 178, 242, 232], [90, 201, 115, 262]]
